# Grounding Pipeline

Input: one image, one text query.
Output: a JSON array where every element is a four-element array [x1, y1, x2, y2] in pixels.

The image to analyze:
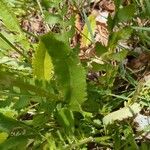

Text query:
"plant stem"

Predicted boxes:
[[22, 29, 39, 40], [64, 136, 112, 149], [36, 0, 50, 32], [0, 32, 31, 63], [69, 137, 94, 149], [36, 0, 44, 15]]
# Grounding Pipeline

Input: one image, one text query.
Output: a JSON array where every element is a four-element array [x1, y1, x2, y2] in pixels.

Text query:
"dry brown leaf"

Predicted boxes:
[[21, 13, 46, 35], [75, 14, 82, 33], [127, 52, 150, 70], [103, 0, 115, 12], [96, 24, 109, 46], [72, 14, 83, 47]]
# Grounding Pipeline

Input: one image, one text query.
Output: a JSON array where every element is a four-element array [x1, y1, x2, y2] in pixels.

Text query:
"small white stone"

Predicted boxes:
[[134, 114, 150, 130], [134, 113, 150, 139]]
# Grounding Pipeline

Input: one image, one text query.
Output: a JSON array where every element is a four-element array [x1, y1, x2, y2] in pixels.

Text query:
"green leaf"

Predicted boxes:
[[95, 42, 107, 56], [81, 13, 96, 47], [0, 105, 17, 118], [0, 71, 57, 100], [117, 4, 135, 23], [131, 26, 150, 31], [110, 49, 128, 61], [56, 108, 74, 133], [0, 135, 32, 150], [140, 142, 150, 150], [108, 27, 133, 51], [32, 114, 49, 127], [41, 0, 52, 9], [0, 132, 8, 144], [103, 103, 142, 125], [82, 100, 99, 113], [0, 0, 30, 50], [91, 63, 105, 72], [114, 0, 122, 9], [13, 94, 30, 110], [0, 37, 11, 52], [107, 14, 115, 31], [45, 12, 62, 25], [0, 113, 35, 134], [32, 41, 53, 81], [145, 0, 150, 16], [40, 33, 87, 111], [0, 1, 21, 33]]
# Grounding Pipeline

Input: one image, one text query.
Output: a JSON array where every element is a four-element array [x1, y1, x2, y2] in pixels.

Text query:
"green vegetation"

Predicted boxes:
[[0, 0, 150, 149]]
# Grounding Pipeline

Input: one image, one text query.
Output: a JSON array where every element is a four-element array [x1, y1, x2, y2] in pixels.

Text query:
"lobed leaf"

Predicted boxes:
[[0, 113, 35, 134], [0, 70, 57, 100], [110, 49, 128, 62], [103, 103, 142, 125], [40, 33, 87, 111], [117, 4, 135, 23], [108, 27, 133, 51]]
